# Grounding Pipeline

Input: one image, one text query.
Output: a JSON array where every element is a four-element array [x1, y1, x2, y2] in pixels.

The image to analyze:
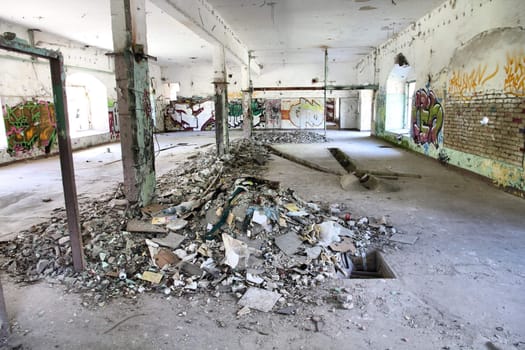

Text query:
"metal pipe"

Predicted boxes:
[[0, 278, 9, 339], [252, 84, 378, 92], [323, 47, 328, 136]]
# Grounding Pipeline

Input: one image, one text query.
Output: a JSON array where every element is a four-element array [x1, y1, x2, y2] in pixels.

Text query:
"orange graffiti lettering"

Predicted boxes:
[[448, 64, 499, 99], [504, 52, 525, 96]]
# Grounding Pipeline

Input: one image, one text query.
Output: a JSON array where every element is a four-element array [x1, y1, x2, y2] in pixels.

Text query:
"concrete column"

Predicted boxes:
[[213, 44, 229, 156], [110, 0, 155, 205], [241, 64, 253, 138]]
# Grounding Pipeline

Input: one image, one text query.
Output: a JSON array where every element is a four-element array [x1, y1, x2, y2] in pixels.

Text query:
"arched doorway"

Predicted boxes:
[[66, 73, 109, 137], [385, 62, 414, 133]]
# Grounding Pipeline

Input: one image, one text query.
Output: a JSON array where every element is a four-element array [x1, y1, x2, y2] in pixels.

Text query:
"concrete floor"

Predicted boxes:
[[1, 130, 524, 349]]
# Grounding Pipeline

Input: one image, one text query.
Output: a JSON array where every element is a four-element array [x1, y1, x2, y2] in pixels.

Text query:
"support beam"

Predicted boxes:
[[149, 0, 260, 75], [253, 84, 379, 92], [241, 63, 252, 138], [111, 0, 156, 206], [0, 278, 9, 340], [0, 33, 85, 272], [213, 44, 229, 156], [50, 55, 85, 271]]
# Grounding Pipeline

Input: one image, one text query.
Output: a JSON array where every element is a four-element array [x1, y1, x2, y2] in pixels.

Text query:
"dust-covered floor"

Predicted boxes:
[[1, 130, 524, 350]]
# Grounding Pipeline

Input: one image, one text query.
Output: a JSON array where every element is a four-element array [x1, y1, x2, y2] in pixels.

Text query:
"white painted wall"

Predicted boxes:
[[0, 19, 117, 162], [162, 63, 214, 97], [355, 0, 525, 90], [358, 90, 373, 131]]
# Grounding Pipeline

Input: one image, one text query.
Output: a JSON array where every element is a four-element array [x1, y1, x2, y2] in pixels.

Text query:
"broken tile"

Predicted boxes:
[[151, 233, 186, 250], [389, 234, 418, 245], [127, 219, 167, 234], [238, 287, 281, 312], [329, 236, 356, 253], [274, 232, 302, 256], [140, 271, 163, 284]]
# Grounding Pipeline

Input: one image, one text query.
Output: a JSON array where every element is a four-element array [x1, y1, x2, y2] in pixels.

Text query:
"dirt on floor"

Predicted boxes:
[[1, 131, 524, 350]]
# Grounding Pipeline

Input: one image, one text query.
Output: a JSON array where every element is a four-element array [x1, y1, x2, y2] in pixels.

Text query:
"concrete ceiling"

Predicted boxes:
[[0, 0, 213, 65], [207, 0, 445, 65], [0, 0, 445, 67]]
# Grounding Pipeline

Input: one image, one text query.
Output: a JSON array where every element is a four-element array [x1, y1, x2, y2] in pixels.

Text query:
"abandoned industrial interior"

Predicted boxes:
[[0, 0, 524, 349]]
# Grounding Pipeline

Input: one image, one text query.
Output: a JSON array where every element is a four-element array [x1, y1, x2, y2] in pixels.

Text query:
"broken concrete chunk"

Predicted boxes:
[[329, 236, 356, 254], [305, 246, 322, 260], [154, 248, 180, 269], [58, 236, 70, 245], [166, 218, 188, 231], [127, 219, 167, 234], [274, 232, 302, 256], [151, 233, 185, 250], [340, 174, 359, 190], [180, 261, 204, 277], [238, 287, 281, 312]]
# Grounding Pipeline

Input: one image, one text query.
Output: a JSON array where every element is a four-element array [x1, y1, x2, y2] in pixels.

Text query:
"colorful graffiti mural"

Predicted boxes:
[[165, 98, 214, 131], [412, 87, 444, 149], [252, 99, 264, 127], [3, 101, 57, 156], [228, 100, 243, 128], [448, 64, 499, 99], [504, 51, 525, 96], [281, 98, 324, 129]]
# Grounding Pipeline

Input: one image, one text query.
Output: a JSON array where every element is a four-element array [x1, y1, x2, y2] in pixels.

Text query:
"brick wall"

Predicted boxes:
[[444, 93, 525, 167]]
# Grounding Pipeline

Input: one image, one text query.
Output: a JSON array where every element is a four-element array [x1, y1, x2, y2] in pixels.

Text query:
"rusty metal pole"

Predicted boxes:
[[0, 278, 9, 339], [50, 54, 85, 272]]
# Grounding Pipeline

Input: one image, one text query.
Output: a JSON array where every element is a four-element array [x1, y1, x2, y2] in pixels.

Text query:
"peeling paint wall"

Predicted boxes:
[[354, 0, 525, 193], [0, 19, 117, 164]]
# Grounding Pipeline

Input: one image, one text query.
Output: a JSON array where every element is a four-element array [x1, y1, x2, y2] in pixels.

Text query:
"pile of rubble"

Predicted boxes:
[[252, 130, 329, 144], [0, 137, 395, 311]]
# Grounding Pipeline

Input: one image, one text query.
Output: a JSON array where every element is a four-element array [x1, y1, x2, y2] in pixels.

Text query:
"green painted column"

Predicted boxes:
[[110, 0, 155, 205]]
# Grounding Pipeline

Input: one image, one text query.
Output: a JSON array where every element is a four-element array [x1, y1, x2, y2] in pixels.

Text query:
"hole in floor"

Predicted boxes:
[[343, 250, 396, 279]]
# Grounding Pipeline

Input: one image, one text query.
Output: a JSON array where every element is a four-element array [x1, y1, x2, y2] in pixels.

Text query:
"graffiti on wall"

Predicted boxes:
[[504, 52, 525, 96], [3, 101, 57, 156], [228, 100, 243, 128], [448, 64, 499, 100], [165, 98, 214, 131], [264, 99, 281, 128], [108, 101, 120, 140], [164, 97, 330, 131], [252, 99, 265, 127], [282, 98, 324, 128], [412, 87, 444, 149]]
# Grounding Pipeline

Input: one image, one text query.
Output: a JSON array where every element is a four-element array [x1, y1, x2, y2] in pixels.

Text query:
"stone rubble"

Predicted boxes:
[[0, 135, 395, 310], [252, 130, 329, 144]]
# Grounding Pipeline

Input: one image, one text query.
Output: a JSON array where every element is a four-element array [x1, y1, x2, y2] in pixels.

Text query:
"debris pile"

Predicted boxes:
[[252, 130, 328, 144], [1, 136, 395, 310]]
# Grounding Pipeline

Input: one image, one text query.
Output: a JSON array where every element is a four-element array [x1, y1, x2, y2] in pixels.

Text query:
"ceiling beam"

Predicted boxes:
[[149, 0, 260, 75]]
